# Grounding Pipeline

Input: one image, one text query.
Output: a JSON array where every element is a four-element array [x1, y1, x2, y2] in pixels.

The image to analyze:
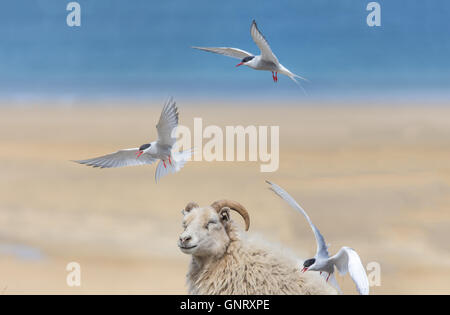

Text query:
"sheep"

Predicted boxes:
[[178, 200, 337, 295]]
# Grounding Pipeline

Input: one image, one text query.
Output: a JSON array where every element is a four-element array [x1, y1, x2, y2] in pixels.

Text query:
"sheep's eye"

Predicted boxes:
[[205, 220, 217, 229]]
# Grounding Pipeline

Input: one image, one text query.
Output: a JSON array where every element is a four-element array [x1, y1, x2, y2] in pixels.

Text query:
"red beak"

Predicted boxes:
[[301, 267, 308, 273], [136, 150, 143, 158], [235, 62, 244, 67]]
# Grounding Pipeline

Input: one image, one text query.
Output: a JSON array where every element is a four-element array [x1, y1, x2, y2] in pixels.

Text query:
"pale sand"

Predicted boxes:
[[0, 102, 450, 295]]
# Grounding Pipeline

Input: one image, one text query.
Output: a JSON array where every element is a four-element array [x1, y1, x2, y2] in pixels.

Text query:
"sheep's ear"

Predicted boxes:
[[182, 202, 198, 215], [219, 207, 230, 223]]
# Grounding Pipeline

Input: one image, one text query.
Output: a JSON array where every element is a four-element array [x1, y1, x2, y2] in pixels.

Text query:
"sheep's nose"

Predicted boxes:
[[180, 235, 192, 244]]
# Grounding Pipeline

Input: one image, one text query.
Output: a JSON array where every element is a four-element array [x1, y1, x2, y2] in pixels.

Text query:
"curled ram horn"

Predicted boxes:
[[210, 199, 250, 231]]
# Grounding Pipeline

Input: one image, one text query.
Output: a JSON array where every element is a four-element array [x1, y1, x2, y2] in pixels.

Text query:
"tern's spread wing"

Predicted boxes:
[[267, 181, 329, 260], [192, 46, 253, 60], [330, 247, 369, 295], [156, 97, 179, 147], [74, 148, 157, 168], [250, 20, 279, 64]]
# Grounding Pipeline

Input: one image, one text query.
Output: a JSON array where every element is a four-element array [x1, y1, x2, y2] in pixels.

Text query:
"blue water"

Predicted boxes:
[[0, 0, 449, 102], [0, 243, 45, 261]]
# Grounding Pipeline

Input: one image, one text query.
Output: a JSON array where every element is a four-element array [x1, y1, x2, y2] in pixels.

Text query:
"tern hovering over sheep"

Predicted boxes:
[[267, 181, 370, 295], [192, 20, 307, 85], [74, 98, 192, 183]]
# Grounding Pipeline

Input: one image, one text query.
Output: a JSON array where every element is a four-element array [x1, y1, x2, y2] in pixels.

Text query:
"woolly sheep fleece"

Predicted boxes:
[[186, 223, 337, 295]]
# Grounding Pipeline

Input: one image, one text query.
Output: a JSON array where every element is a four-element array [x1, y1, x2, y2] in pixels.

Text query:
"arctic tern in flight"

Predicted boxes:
[[74, 98, 192, 183], [192, 20, 307, 85], [267, 181, 370, 295]]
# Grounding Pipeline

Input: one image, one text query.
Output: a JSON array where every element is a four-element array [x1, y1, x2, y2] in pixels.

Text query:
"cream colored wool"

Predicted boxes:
[[179, 203, 336, 295]]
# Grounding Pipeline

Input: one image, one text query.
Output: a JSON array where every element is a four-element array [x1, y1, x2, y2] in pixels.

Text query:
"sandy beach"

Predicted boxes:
[[1, 102, 450, 295]]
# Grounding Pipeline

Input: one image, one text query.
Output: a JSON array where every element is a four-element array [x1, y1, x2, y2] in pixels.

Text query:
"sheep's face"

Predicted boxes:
[[178, 205, 230, 258]]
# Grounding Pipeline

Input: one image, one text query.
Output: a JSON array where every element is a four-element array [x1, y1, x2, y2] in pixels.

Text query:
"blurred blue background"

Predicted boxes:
[[0, 0, 449, 102]]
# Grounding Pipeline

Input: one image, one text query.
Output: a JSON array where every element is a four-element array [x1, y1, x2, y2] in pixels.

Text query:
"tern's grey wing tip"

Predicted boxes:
[[73, 159, 103, 169], [191, 46, 208, 51], [251, 20, 257, 34], [265, 180, 280, 194], [73, 159, 89, 165], [251, 19, 263, 35]]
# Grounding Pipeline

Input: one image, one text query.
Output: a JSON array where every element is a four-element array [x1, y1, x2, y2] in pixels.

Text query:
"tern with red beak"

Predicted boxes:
[[192, 20, 307, 85], [74, 97, 192, 183], [267, 181, 370, 295]]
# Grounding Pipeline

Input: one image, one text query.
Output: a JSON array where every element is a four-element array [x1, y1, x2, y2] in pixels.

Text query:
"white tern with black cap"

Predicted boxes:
[[193, 20, 307, 85], [266, 180, 370, 295], [74, 97, 192, 183]]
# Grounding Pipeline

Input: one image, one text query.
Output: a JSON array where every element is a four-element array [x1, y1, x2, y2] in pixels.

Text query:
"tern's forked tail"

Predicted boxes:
[[155, 149, 193, 183], [279, 65, 309, 94]]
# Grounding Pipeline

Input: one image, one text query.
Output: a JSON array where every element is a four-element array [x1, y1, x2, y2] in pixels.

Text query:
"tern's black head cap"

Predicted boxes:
[[139, 143, 151, 151], [303, 258, 316, 268], [242, 56, 255, 63]]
